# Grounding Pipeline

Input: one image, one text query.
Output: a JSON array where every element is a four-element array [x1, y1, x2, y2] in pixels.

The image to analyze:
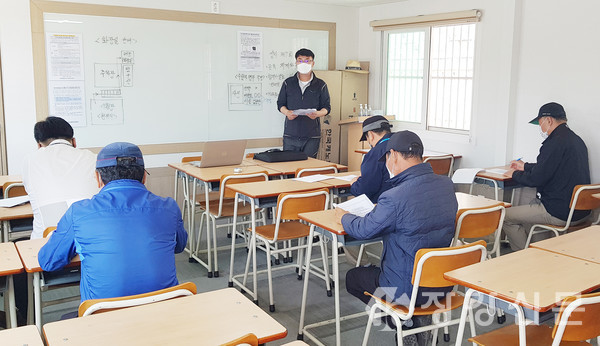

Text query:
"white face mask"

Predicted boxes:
[[297, 63, 312, 74], [540, 127, 549, 140], [387, 167, 394, 179]]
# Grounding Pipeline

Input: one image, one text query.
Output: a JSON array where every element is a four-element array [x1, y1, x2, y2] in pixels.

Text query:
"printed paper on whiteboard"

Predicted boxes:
[[238, 31, 263, 72]]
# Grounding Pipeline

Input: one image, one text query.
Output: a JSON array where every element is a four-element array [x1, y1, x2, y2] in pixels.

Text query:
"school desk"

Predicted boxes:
[[0, 203, 33, 242], [445, 248, 600, 345], [0, 325, 44, 346], [42, 288, 287, 346], [0, 242, 25, 329], [530, 225, 600, 264]]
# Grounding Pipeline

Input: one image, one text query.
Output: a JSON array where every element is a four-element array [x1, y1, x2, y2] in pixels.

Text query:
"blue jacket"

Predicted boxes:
[[276, 73, 331, 138], [38, 180, 188, 302], [350, 133, 393, 203], [342, 163, 457, 303]]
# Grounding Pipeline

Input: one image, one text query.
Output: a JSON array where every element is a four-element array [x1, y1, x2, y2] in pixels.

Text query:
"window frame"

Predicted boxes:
[[381, 23, 477, 135]]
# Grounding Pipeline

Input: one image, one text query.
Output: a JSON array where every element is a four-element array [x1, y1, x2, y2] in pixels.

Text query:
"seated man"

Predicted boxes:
[[504, 102, 590, 250], [23, 116, 98, 239], [39, 142, 188, 307], [336, 131, 457, 344], [344, 115, 393, 265]]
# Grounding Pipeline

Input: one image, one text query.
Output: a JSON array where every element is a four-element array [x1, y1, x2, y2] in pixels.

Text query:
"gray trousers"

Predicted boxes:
[[502, 198, 568, 251]]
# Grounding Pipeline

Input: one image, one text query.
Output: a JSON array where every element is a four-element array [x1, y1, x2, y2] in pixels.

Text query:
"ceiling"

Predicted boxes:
[[285, 0, 406, 8]]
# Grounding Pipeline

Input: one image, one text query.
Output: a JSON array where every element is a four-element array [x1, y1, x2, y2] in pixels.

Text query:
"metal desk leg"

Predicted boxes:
[[7, 275, 16, 328], [332, 235, 341, 346], [2, 220, 8, 243], [298, 225, 316, 339], [228, 193, 240, 287], [251, 198, 258, 304], [33, 272, 41, 331], [26, 274, 33, 325], [188, 179, 197, 261]]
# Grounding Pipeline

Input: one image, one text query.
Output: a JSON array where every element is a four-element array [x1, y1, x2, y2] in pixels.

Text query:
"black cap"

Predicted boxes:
[[529, 102, 567, 125], [359, 115, 392, 141], [379, 130, 423, 161]]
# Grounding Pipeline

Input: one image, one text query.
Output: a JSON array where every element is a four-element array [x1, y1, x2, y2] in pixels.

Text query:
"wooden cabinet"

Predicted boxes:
[[315, 69, 368, 165]]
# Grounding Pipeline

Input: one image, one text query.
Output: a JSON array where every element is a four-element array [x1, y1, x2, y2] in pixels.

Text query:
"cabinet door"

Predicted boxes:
[[340, 71, 368, 119]]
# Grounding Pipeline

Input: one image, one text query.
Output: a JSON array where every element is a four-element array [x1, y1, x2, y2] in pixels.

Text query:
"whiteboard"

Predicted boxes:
[[42, 12, 329, 149]]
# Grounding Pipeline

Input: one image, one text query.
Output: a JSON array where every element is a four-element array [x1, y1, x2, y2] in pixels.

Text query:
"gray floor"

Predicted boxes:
[[36, 228, 522, 346]]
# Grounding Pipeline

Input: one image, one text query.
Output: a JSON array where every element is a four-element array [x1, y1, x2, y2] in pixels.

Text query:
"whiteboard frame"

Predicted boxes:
[[30, 0, 336, 154]]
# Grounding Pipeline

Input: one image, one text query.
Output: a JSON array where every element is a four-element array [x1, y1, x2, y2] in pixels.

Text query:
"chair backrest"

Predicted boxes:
[[295, 166, 338, 178], [78, 282, 197, 317], [570, 184, 600, 211], [43, 226, 57, 238], [220, 171, 269, 200], [454, 203, 505, 240], [552, 291, 600, 344], [423, 155, 454, 177], [181, 156, 202, 163], [276, 188, 330, 221], [220, 333, 259, 346], [412, 240, 487, 288], [3, 182, 27, 198]]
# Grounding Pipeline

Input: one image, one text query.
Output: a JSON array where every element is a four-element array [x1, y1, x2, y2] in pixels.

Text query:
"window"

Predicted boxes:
[[383, 22, 476, 133]]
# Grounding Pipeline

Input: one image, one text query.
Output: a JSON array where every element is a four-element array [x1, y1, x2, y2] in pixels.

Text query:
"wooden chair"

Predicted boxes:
[[43, 226, 56, 238], [295, 165, 338, 178], [453, 203, 506, 258], [525, 184, 600, 248], [2, 182, 34, 238], [78, 282, 197, 317], [362, 240, 487, 346], [245, 153, 255, 159], [424, 155, 454, 177], [220, 333, 258, 346], [200, 172, 268, 278], [468, 291, 600, 345], [245, 188, 329, 312]]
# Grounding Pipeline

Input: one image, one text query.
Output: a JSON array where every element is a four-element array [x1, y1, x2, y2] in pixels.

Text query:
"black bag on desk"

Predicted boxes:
[[253, 149, 308, 162]]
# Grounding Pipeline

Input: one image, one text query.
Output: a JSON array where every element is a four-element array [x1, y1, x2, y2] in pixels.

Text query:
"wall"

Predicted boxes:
[[0, 0, 358, 172], [356, 0, 520, 169], [510, 0, 600, 181]]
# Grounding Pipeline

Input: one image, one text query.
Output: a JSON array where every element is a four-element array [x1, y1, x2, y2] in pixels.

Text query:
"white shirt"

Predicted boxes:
[[22, 139, 99, 239], [298, 73, 314, 94]]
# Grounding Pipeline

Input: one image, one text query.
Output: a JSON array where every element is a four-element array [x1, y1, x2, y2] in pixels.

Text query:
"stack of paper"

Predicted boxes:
[[333, 194, 374, 217], [294, 174, 334, 183], [0, 195, 30, 208], [333, 174, 358, 182]]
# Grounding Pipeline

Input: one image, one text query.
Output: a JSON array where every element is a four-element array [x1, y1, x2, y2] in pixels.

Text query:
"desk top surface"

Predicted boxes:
[[247, 157, 347, 175], [168, 162, 280, 181], [0, 242, 24, 275], [299, 209, 346, 235], [476, 166, 513, 181], [444, 248, 600, 312], [455, 192, 511, 211], [15, 238, 80, 273], [228, 179, 331, 199], [0, 202, 33, 221], [42, 288, 287, 346], [318, 171, 361, 188], [531, 225, 600, 264], [0, 325, 44, 346]]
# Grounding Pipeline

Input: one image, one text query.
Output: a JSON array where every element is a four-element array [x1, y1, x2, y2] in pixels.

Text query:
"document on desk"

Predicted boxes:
[[451, 168, 483, 184], [486, 168, 509, 175], [0, 195, 30, 208], [333, 194, 374, 217], [293, 108, 317, 116], [333, 174, 358, 182], [294, 174, 333, 183]]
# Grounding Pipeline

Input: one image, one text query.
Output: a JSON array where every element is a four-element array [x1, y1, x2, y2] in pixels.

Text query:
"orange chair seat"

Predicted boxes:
[[367, 291, 465, 316], [207, 202, 258, 218], [468, 323, 591, 346], [194, 191, 234, 206], [253, 221, 310, 241]]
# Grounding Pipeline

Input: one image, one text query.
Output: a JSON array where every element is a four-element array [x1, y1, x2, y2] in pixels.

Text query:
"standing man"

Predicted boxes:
[[277, 48, 331, 158], [23, 116, 98, 239], [336, 131, 457, 344], [39, 142, 188, 308], [504, 102, 590, 250]]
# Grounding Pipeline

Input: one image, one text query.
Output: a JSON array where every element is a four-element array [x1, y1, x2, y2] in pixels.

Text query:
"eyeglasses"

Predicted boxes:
[[296, 59, 313, 63]]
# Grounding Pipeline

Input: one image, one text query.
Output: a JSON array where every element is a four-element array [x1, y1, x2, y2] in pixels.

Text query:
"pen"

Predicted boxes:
[[515, 157, 522, 161]]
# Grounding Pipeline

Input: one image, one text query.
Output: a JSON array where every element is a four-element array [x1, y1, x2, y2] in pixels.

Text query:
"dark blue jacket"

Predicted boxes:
[[39, 180, 188, 302], [350, 133, 393, 203], [512, 123, 590, 221], [276, 73, 331, 138], [342, 163, 457, 303]]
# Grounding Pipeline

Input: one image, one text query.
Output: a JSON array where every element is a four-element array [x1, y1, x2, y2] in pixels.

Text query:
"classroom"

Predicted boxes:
[[0, 0, 599, 345]]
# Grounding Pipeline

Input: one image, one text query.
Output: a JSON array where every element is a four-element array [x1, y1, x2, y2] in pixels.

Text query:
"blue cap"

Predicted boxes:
[[96, 142, 144, 168]]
